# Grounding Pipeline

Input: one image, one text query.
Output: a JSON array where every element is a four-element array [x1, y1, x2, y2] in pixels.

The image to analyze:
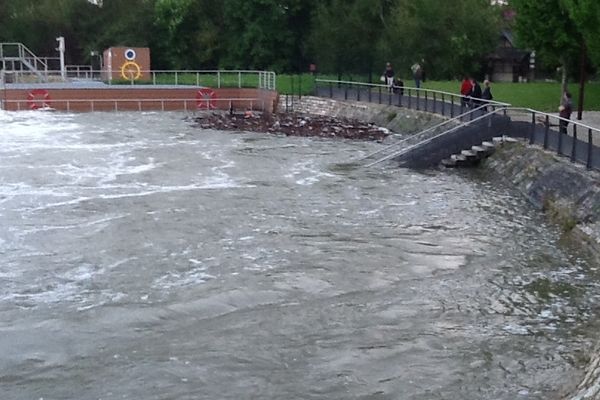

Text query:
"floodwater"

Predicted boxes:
[[0, 111, 598, 400]]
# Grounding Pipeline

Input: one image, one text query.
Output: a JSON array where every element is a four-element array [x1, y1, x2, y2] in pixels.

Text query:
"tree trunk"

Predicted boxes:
[[561, 58, 568, 96], [577, 42, 586, 120]]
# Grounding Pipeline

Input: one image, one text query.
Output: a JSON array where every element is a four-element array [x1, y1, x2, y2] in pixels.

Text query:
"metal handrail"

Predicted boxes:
[[365, 107, 509, 168], [2, 97, 268, 113], [360, 104, 492, 161], [315, 78, 511, 108], [2, 69, 277, 90], [1, 43, 48, 73]]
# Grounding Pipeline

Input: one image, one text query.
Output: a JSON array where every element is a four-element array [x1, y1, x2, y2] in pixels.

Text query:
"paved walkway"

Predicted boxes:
[[573, 111, 600, 129]]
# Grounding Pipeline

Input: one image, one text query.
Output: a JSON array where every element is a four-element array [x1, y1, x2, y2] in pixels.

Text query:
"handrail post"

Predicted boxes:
[[424, 91, 428, 112], [432, 92, 436, 114], [175, 71, 178, 85], [238, 71, 241, 88], [408, 88, 412, 109], [571, 124, 577, 162], [416, 90, 420, 111], [397, 90, 402, 107], [557, 120, 563, 155], [587, 128, 593, 169], [543, 115, 550, 149], [196, 72, 200, 87], [450, 96, 454, 118], [529, 112, 535, 144], [441, 94, 445, 116], [218, 71, 221, 88], [378, 86, 382, 104]]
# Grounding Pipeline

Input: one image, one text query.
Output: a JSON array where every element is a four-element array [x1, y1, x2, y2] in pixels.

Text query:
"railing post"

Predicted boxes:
[[587, 129, 593, 169], [196, 72, 200, 87], [238, 71, 242, 88], [424, 92, 428, 112], [378, 86, 382, 104], [450, 96, 454, 118], [558, 121, 563, 155], [543, 115, 550, 149], [432, 92, 436, 114], [416, 90, 420, 111], [441, 94, 445, 116], [218, 71, 221, 88], [356, 85, 360, 101], [344, 84, 348, 100], [530, 112, 536, 144], [571, 124, 577, 162], [175, 71, 179, 85], [397, 91, 402, 107]]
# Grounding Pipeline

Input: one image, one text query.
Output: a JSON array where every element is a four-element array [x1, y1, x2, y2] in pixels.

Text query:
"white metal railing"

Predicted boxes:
[[1, 69, 277, 90], [1, 97, 269, 113], [0, 42, 49, 77], [364, 104, 498, 167]]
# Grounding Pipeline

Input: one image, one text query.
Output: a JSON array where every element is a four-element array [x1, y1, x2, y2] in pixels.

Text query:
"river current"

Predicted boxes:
[[0, 111, 598, 399]]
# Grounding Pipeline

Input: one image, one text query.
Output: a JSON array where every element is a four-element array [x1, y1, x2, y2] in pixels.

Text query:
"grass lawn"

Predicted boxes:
[[421, 81, 600, 113], [276, 74, 600, 113]]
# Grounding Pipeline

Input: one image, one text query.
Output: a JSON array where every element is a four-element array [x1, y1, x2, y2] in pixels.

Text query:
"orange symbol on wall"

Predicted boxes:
[[120, 61, 142, 81]]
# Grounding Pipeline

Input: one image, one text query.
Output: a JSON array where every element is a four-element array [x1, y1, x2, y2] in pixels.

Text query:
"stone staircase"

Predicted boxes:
[[441, 136, 518, 168]]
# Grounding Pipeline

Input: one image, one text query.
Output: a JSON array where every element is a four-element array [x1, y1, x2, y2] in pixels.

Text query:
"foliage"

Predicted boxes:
[[511, 0, 582, 76], [0, 0, 598, 81], [383, 0, 501, 80], [561, 0, 600, 66]]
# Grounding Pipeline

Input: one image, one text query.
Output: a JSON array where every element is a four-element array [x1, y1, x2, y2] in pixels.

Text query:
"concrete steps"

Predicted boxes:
[[440, 136, 517, 168]]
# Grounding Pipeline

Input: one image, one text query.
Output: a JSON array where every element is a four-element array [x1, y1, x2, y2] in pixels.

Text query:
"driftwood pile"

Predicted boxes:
[[193, 111, 390, 141]]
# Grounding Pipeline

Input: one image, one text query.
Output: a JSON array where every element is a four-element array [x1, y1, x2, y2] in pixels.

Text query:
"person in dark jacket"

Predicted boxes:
[[470, 78, 482, 108], [382, 62, 395, 93], [481, 80, 493, 110], [559, 91, 573, 134]]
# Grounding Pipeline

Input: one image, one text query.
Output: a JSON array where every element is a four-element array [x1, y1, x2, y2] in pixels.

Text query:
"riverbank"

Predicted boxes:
[[481, 142, 600, 399]]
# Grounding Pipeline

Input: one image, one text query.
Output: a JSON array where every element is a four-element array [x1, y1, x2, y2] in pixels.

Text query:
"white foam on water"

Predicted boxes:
[[285, 160, 336, 186], [152, 267, 215, 290]]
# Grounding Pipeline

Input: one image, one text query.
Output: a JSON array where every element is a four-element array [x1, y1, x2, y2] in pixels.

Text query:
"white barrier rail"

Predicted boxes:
[[1, 97, 268, 113]]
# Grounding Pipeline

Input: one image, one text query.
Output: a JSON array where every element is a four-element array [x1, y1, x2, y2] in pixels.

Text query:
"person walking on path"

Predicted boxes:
[[481, 80, 493, 110], [411, 62, 423, 88], [470, 78, 482, 108], [559, 91, 573, 134], [382, 62, 395, 93], [460, 76, 473, 108]]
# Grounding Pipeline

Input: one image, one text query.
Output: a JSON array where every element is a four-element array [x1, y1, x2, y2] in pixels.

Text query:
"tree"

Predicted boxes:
[[383, 0, 500, 80], [561, 0, 600, 65], [511, 0, 583, 92], [309, 0, 386, 78], [221, 0, 315, 72], [153, 0, 225, 69]]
